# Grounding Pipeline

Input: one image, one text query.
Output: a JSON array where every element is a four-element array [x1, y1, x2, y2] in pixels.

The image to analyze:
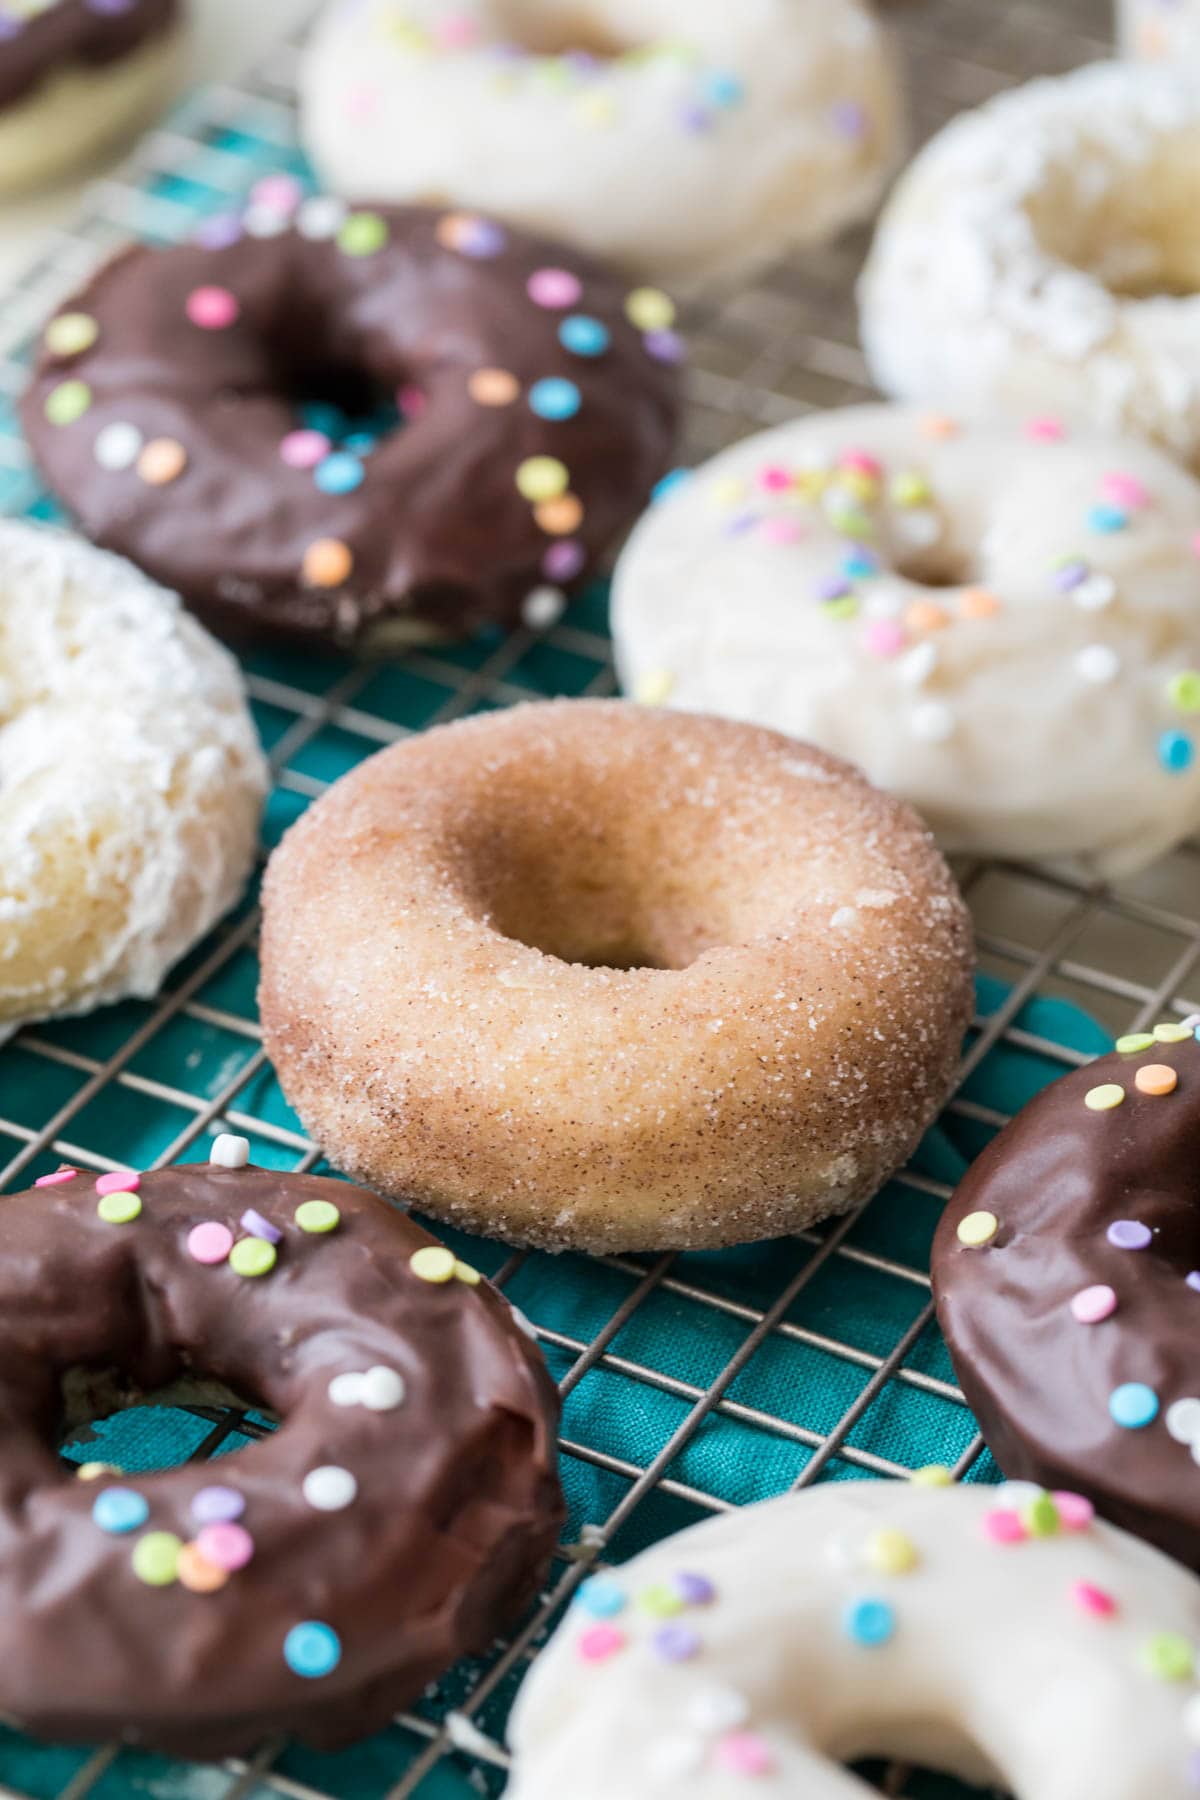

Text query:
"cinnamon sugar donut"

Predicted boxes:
[[259, 700, 973, 1253]]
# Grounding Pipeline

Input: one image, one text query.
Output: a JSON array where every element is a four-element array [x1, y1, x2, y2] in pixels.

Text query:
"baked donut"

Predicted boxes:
[[0, 0, 183, 197], [297, 0, 904, 292], [1118, 0, 1200, 59], [507, 1478, 1200, 1797], [933, 1016, 1200, 1572], [612, 404, 1200, 880], [859, 62, 1200, 472], [21, 198, 680, 653], [0, 1138, 562, 1756], [259, 700, 974, 1254], [0, 519, 265, 1036]]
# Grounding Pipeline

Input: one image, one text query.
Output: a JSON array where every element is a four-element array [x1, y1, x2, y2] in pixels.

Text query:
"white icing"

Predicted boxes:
[[298, 0, 903, 289], [1118, 0, 1200, 60]]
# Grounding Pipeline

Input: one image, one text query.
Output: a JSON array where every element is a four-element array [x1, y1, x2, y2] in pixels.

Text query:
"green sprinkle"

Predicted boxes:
[[1139, 1633, 1194, 1682], [295, 1200, 340, 1235], [638, 1583, 685, 1619], [1169, 671, 1200, 714], [97, 1192, 141, 1225], [44, 380, 92, 425], [337, 212, 388, 256], [1022, 1493, 1060, 1538], [1116, 1033, 1156, 1054], [230, 1237, 277, 1278], [132, 1531, 182, 1587]]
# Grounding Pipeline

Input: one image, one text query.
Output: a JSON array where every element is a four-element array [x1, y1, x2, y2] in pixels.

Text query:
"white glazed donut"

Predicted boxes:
[[0, 521, 267, 1034], [1118, 0, 1200, 59], [612, 404, 1200, 880], [507, 1479, 1200, 1798], [858, 62, 1200, 472], [298, 0, 904, 291]]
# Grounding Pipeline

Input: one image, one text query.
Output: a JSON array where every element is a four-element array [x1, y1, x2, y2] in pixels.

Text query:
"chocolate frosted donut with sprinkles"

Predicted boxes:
[[0, 1139, 562, 1755], [933, 1019, 1200, 1571], [22, 195, 680, 653]]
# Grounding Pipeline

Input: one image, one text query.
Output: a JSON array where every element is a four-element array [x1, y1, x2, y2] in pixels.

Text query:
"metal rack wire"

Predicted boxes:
[[4, 1, 1195, 1795]]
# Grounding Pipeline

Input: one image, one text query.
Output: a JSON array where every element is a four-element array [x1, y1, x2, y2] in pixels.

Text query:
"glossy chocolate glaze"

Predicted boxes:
[[0, 0, 178, 111], [22, 203, 680, 651], [0, 1162, 563, 1756], [932, 1031, 1200, 1568]]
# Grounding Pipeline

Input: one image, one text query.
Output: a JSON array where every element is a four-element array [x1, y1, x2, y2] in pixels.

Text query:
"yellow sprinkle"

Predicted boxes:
[[453, 1259, 482, 1286], [575, 92, 617, 128], [45, 312, 98, 357], [515, 455, 569, 502], [709, 476, 747, 508], [910, 1464, 954, 1487], [1085, 1083, 1125, 1111], [410, 1246, 456, 1284], [956, 1210, 998, 1248], [624, 287, 676, 332], [864, 1528, 920, 1576], [634, 670, 675, 707], [891, 470, 931, 506], [1115, 1033, 1156, 1054], [1154, 1022, 1192, 1043]]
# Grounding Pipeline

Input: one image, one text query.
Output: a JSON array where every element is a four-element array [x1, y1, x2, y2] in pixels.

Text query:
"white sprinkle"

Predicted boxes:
[[910, 700, 956, 743], [1072, 573, 1116, 611], [1166, 1397, 1200, 1444], [897, 641, 938, 686], [328, 1372, 366, 1408], [522, 586, 566, 631], [360, 1365, 406, 1411], [893, 507, 942, 548], [94, 421, 143, 471], [994, 1480, 1046, 1508], [685, 1684, 750, 1734], [242, 203, 290, 238], [209, 1133, 250, 1169], [1183, 1694, 1200, 1744], [1075, 644, 1120, 684], [302, 1466, 359, 1511], [296, 196, 347, 239]]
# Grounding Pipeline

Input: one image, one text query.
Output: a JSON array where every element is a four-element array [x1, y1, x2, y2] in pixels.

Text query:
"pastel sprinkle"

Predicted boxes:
[[453, 1259, 481, 1285], [177, 1544, 229, 1593], [1166, 1398, 1200, 1444], [713, 1733, 773, 1776], [1072, 1580, 1116, 1618], [673, 1571, 716, 1605], [337, 212, 388, 256], [96, 1170, 139, 1195], [1155, 1022, 1193, 1043], [516, 455, 569, 502], [467, 367, 519, 406], [137, 438, 187, 486], [132, 1532, 183, 1587], [1026, 416, 1065, 441], [295, 1199, 340, 1234], [956, 1210, 998, 1248], [209, 1133, 249, 1169], [284, 1621, 342, 1678], [864, 1528, 920, 1576], [191, 1485, 245, 1525], [1136, 1063, 1178, 1096], [186, 286, 240, 330], [302, 538, 353, 587], [559, 315, 610, 357], [195, 1522, 254, 1571], [1116, 1033, 1156, 1053], [302, 1466, 358, 1511], [94, 422, 143, 470], [1088, 503, 1128, 533], [436, 212, 506, 258], [1160, 731, 1195, 773], [639, 1582, 685, 1619], [624, 288, 676, 332], [1100, 472, 1148, 509], [529, 377, 582, 420], [578, 1624, 626, 1663], [410, 1246, 457, 1283], [543, 539, 586, 581], [45, 312, 98, 356], [862, 619, 905, 659], [653, 1623, 701, 1662], [1139, 1633, 1195, 1681], [1109, 1382, 1159, 1429], [360, 1366, 406, 1411], [92, 1487, 149, 1534], [240, 1209, 281, 1244], [280, 429, 331, 469], [1107, 1220, 1152, 1250], [229, 1237, 276, 1278], [1085, 1084, 1125, 1111], [1169, 671, 1200, 713], [35, 1167, 77, 1187], [910, 1465, 954, 1487], [1071, 1284, 1117, 1324], [315, 452, 364, 495], [527, 268, 582, 308], [843, 1596, 896, 1647], [535, 493, 583, 535], [577, 1577, 626, 1618], [98, 1191, 141, 1225], [1022, 1493, 1060, 1537], [982, 1509, 1026, 1544], [45, 380, 92, 425], [1053, 1491, 1095, 1531], [187, 1222, 233, 1265]]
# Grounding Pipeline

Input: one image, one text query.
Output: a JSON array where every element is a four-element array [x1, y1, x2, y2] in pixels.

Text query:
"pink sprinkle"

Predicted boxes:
[[578, 1624, 626, 1663], [434, 11, 479, 45], [759, 516, 802, 546], [1100, 471, 1149, 510], [280, 429, 331, 470], [1070, 1284, 1117, 1325], [1191, 531, 1200, 560], [249, 175, 302, 215], [1072, 1579, 1116, 1618], [982, 1508, 1026, 1544], [397, 384, 427, 419], [757, 464, 792, 493], [543, 539, 585, 582], [1026, 416, 1066, 442], [527, 268, 583, 309], [195, 1521, 254, 1571], [345, 81, 380, 120], [34, 1167, 77, 1188], [185, 286, 240, 331], [862, 619, 906, 659], [838, 450, 882, 477], [187, 1221, 234, 1266], [96, 1171, 139, 1196], [714, 1733, 774, 1777], [1053, 1492, 1095, 1532]]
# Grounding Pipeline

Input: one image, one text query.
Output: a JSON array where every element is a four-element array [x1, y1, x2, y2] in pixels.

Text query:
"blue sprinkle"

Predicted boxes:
[[1088, 504, 1129, 534], [528, 377, 582, 421], [1160, 731, 1195, 774], [652, 468, 691, 504], [298, 401, 346, 437], [1109, 1381, 1159, 1429], [843, 1596, 896, 1648], [842, 551, 880, 580], [576, 1576, 626, 1619], [92, 1487, 150, 1535], [702, 71, 744, 109], [284, 1621, 342, 1678], [315, 453, 365, 495], [341, 431, 378, 456], [559, 315, 610, 358]]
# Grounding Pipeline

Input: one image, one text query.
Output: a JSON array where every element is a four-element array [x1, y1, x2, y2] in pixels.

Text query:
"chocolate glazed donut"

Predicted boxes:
[[0, 0, 179, 112], [0, 1148, 563, 1756], [932, 1021, 1200, 1568], [22, 200, 681, 652]]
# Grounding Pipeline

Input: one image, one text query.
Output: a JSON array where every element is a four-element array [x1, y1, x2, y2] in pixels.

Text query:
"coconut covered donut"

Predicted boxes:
[[859, 62, 1200, 472], [0, 519, 266, 1035], [612, 405, 1200, 880], [1118, 0, 1200, 59], [0, 0, 183, 198], [298, 0, 904, 292], [259, 700, 973, 1254], [506, 1479, 1200, 1798]]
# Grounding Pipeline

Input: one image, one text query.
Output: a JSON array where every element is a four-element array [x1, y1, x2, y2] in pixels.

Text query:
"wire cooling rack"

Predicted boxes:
[[4, 0, 1197, 1796]]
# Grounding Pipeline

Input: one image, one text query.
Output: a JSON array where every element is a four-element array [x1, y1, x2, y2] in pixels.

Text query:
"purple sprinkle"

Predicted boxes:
[[679, 103, 713, 135], [86, 0, 137, 13], [191, 1485, 245, 1525], [193, 212, 243, 250], [1054, 560, 1090, 592], [241, 1208, 283, 1244], [831, 99, 867, 139], [0, 15, 22, 40], [724, 511, 759, 537], [816, 575, 853, 602], [1107, 1220, 1152, 1250], [1188, 1272, 1200, 1293], [543, 540, 586, 582], [1189, 1748, 1200, 1790], [459, 219, 506, 259], [652, 1623, 701, 1663], [672, 1571, 716, 1606], [643, 329, 686, 365]]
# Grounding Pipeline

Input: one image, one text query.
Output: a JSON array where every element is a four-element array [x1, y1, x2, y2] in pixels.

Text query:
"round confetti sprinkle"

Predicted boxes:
[[132, 1532, 183, 1587], [297, 196, 348, 240], [35, 1167, 78, 1188], [1155, 1021, 1193, 1043], [191, 1486, 245, 1525], [644, 327, 686, 364], [93, 421, 143, 471], [1070, 1284, 1118, 1324], [1184, 1695, 1200, 1744], [337, 212, 388, 256], [522, 585, 566, 630], [534, 494, 583, 535], [910, 1464, 954, 1487], [77, 1462, 121, 1482], [1085, 1083, 1125, 1111], [1022, 1492, 1060, 1537], [672, 1571, 716, 1605], [639, 1582, 685, 1619], [411, 1245, 456, 1283], [1170, 672, 1200, 714], [559, 314, 610, 357], [97, 1170, 139, 1196], [958, 587, 1001, 620], [1109, 1382, 1159, 1429], [296, 1199, 340, 1234], [98, 1191, 142, 1225], [635, 669, 676, 706], [981, 1508, 1025, 1545], [1072, 572, 1117, 611], [864, 1528, 919, 1576], [284, 1621, 342, 1679], [436, 212, 506, 258], [714, 1733, 774, 1777], [529, 377, 582, 421], [315, 452, 364, 495], [624, 288, 676, 332], [1072, 1580, 1116, 1618], [956, 1210, 998, 1248], [240, 1208, 281, 1243], [92, 1487, 149, 1535], [843, 1595, 895, 1647], [302, 538, 353, 587], [578, 1624, 626, 1663], [280, 429, 331, 469], [186, 286, 240, 330], [137, 438, 188, 486], [1136, 1063, 1178, 1095], [577, 1577, 626, 1618], [1160, 731, 1195, 773], [516, 455, 569, 502], [328, 1372, 365, 1407], [303, 1466, 358, 1512], [1054, 1491, 1095, 1531], [45, 380, 92, 425], [1116, 1032, 1156, 1054], [467, 367, 519, 407], [187, 1221, 233, 1265], [45, 312, 98, 356], [1140, 1633, 1195, 1681], [1107, 1219, 1152, 1250], [453, 1259, 481, 1285], [360, 1366, 406, 1410], [1076, 644, 1120, 684], [177, 1544, 229, 1593], [1189, 1272, 1200, 1295], [652, 1623, 701, 1662], [195, 1522, 254, 1571], [527, 268, 583, 309], [1166, 1398, 1200, 1443], [229, 1237, 277, 1278]]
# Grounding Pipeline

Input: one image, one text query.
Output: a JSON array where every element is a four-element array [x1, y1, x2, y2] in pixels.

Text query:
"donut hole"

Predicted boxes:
[[486, 0, 640, 59], [266, 351, 407, 454], [57, 1363, 274, 1473], [889, 538, 974, 590], [1024, 149, 1200, 301]]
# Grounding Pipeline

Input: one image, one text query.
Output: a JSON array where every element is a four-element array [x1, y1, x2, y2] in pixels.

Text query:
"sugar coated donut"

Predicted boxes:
[[22, 199, 679, 652], [259, 700, 973, 1254], [612, 405, 1200, 880], [859, 62, 1200, 472], [0, 0, 183, 197], [0, 1142, 562, 1756], [507, 1478, 1200, 1797], [934, 1016, 1200, 1572], [0, 519, 265, 1036], [1119, 0, 1200, 59], [298, 0, 904, 291]]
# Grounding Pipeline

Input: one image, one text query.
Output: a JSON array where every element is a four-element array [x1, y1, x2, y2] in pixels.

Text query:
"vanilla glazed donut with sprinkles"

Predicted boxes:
[[613, 404, 1200, 880], [507, 1478, 1200, 1798], [22, 191, 680, 653], [933, 1016, 1200, 1572], [0, 1137, 562, 1756]]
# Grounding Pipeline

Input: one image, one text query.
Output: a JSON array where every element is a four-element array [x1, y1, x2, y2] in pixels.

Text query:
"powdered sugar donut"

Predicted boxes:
[[613, 406, 1200, 879], [298, 0, 904, 291], [0, 520, 266, 1035], [859, 62, 1200, 472], [1118, 0, 1200, 59], [508, 1479, 1200, 1798]]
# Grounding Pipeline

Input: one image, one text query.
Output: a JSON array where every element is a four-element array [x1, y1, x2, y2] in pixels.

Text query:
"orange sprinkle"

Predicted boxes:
[[918, 413, 960, 440], [137, 438, 187, 486], [534, 493, 584, 535], [959, 587, 1001, 619], [1136, 1064, 1178, 1096], [904, 600, 951, 634], [302, 538, 353, 587], [467, 367, 519, 407], [177, 1543, 229, 1593]]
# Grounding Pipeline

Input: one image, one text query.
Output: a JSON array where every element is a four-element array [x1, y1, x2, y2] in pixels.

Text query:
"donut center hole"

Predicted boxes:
[[487, 1, 638, 58], [273, 355, 410, 456], [1027, 157, 1200, 301], [889, 540, 973, 589], [58, 1363, 274, 1475]]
